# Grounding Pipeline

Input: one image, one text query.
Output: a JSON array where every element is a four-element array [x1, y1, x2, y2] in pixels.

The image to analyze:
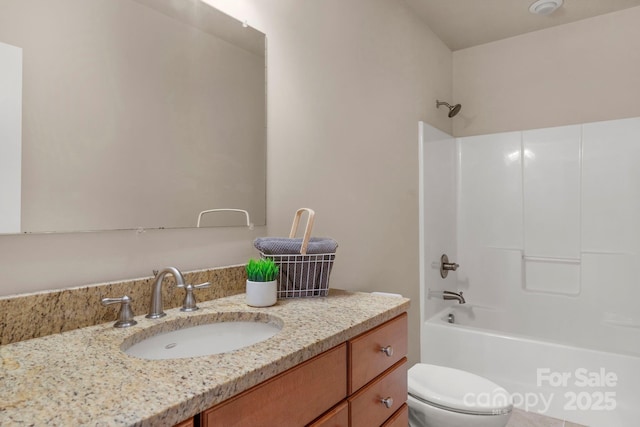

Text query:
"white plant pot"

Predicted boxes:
[[246, 280, 277, 307]]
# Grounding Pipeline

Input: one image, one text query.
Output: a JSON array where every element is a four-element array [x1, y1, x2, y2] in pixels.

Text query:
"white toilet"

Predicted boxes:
[[407, 364, 513, 427]]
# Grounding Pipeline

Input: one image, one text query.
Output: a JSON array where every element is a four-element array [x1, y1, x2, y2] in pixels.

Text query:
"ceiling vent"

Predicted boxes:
[[529, 0, 564, 15]]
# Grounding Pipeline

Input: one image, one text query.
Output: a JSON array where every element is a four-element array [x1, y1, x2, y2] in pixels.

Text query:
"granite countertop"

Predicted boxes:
[[0, 289, 410, 426]]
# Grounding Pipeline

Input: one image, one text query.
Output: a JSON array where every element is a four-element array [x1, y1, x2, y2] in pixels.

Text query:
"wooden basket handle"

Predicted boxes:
[[289, 208, 315, 255]]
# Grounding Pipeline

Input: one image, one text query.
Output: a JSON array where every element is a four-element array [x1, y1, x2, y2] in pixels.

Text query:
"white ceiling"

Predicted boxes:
[[406, 0, 640, 51]]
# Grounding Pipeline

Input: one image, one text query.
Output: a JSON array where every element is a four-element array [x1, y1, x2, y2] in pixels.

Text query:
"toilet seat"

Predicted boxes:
[[408, 364, 513, 416]]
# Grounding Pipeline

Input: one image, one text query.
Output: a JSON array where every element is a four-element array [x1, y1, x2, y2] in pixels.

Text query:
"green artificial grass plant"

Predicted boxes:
[[246, 258, 279, 282]]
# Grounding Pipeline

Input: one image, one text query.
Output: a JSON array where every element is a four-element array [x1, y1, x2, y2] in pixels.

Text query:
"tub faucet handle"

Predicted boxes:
[[440, 254, 459, 278], [177, 282, 211, 312], [101, 295, 137, 328]]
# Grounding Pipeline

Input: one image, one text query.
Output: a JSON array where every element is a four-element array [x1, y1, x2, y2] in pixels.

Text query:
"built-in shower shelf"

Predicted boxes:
[[603, 313, 640, 329], [522, 255, 581, 264]]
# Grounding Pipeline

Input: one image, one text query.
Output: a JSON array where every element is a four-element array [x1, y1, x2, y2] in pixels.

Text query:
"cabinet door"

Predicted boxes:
[[202, 344, 347, 427], [173, 419, 194, 427], [348, 359, 408, 427], [348, 313, 408, 393], [307, 401, 348, 427]]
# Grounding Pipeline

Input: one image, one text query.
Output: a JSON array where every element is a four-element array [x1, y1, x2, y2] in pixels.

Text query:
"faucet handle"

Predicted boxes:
[[177, 281, 211, 290], [440, 254, 460, 278], [101, 295, 137, 328], [195, 282, 211, 289], [178, 282, 211, 312]]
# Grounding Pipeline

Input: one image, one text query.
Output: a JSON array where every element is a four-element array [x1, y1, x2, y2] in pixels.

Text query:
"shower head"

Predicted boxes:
[[436, 100, 462, 118]]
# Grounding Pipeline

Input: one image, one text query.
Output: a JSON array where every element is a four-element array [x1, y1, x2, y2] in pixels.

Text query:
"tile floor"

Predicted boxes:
[[507, 409, 587, 427]]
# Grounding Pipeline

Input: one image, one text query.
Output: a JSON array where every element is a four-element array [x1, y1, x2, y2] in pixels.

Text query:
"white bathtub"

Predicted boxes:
[[421, 305, 640, 426]]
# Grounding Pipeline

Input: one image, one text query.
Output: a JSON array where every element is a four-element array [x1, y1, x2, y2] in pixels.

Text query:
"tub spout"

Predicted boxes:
[[443, 290, 465, 304]]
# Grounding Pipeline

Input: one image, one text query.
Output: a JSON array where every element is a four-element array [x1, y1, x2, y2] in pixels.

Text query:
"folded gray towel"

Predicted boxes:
[[254, 237, 338, 255]]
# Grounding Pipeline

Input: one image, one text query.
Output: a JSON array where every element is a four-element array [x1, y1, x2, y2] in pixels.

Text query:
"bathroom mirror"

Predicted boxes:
[[0, 0, 266, 234]]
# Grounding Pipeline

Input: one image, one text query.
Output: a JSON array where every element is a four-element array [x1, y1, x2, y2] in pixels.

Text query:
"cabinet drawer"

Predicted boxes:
[[348, 313, 408, 393], [348, 358, 408, 427], [307, 401, 348, 427], [202, 344, 347, 427], [382, 403, 409, 427]]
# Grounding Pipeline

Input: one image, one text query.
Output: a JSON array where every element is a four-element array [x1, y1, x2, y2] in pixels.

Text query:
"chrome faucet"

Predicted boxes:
[[443, 290, 465, 304], [146, 267, 186, 319]]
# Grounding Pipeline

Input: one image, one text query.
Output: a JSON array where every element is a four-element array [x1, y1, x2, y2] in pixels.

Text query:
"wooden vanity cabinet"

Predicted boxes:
[[348, 313, 408, 393], [173, 418, 194, 427], [202, 344, 347, 427], [347, 313, 408, 427], [307, 401, 349, 427], [382, 403, 409, 427], [200, 313, 408, 427]]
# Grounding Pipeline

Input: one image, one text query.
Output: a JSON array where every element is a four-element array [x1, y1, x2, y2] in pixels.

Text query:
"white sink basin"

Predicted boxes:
[[124, 319, 281, 360]]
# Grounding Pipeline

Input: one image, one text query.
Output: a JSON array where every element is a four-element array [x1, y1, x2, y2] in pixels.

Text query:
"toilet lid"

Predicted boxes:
[[408, 364, 513, 415]]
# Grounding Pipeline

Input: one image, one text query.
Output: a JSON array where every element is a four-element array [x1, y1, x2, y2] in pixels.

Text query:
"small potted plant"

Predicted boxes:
[[245, 258, 279, 307]]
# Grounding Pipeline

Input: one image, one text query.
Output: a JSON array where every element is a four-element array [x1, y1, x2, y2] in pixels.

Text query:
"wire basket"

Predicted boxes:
[[260, 252, 336, 298], [254, 208, 338, 298]]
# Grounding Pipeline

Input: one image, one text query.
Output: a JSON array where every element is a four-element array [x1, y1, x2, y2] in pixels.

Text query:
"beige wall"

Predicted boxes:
[[205, 0, 453, 365], [453, 6, 640, 137], [0, 0, 453, 364]]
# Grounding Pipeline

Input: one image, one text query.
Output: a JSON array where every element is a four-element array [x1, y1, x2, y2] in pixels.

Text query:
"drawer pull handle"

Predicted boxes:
[[381, 397, 394, 408], [380, 345, 394, 357]]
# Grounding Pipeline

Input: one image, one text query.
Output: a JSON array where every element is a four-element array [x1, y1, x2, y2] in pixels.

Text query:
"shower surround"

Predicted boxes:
[[419, 118, 640, 426]]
